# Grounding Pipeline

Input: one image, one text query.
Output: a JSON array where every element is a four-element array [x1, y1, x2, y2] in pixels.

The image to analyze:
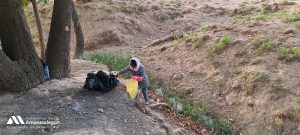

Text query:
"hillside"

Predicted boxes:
[[25, 0, 300, 134]]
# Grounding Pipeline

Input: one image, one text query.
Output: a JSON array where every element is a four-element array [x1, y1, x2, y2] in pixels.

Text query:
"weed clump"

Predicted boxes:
[[251, 36, 277, 53], [206, 34, 232, 56], [274, 10, 300, 23], [196, 24, 213, 32], [277, 47, 300, 61]]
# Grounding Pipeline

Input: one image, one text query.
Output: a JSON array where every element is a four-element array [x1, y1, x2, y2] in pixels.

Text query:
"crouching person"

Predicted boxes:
[[118, 57, 150, 104]]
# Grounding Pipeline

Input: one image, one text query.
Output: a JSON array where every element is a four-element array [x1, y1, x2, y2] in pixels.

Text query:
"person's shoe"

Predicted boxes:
[[145, 101, 150, 105]]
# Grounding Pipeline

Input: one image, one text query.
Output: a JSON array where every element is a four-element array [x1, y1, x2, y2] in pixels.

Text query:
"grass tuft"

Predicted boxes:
[[207, 34, 232, 56], [252, 13, 272, 20], [277, 47, 300, 61], [251, 36, 277, 53], [196, 24, 213, 32], [274, 10, 300, 23]]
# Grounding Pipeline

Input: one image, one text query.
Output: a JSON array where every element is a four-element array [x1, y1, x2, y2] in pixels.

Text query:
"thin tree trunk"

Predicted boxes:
[[72, 1, 85, 59], [0, 0, 44, 91], [46, 0, 72, 78], [30, 0, 46, 62]]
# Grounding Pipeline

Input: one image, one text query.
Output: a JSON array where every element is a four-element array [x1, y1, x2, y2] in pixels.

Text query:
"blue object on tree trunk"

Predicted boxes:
[[44, 65, 50, 80]]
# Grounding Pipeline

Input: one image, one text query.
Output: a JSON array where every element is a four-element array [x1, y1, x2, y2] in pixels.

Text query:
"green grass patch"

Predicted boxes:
[[236, 12, 272, 24], [252, 13, 272, 20], [86, 52, 133, 78], [251, 36, 277, 53], [207, 34, 232, 56], [148, 76, 236, 135], [86, 52, 131, 71], [274, 10, 300, 23], [196, 24, 213, 32], [277, 47, 300, 61]]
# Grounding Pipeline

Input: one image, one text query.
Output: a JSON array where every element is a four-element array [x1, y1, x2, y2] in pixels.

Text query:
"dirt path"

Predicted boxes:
[[0, 60, 166, 135]]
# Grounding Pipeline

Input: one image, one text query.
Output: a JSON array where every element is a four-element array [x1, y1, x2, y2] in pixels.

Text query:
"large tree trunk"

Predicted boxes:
[[0, 0, 44, 91], [46, 0, 72, 78], [0, 50, 31, 91], [72, 1, 85, 59], [30, 0, 46, 62]]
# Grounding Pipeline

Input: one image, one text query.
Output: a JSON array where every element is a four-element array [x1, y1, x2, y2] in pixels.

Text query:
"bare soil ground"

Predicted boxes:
[[23, 0, 300, 134], [0, 60, 167, 135]]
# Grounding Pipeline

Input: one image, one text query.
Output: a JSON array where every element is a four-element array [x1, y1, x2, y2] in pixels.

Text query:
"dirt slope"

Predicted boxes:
[[77, 0, 300, 134], [25, 0, 300, 134], [0, 60, 166, 135], [140, 2, 300, 135]]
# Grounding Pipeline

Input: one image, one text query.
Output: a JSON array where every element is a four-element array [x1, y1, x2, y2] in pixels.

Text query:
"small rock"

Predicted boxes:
[[283, 29, 293, 34], [185, 38, 192, 43], [173, 73, 183, 80], [200, 129, 208, 134], [145, 131, 150, 135], [202, 35, 210, 41], [98, 108, 104, 113], [64, 96, 72, 101], [212, 29, 220, 33], [160, 46, 167, 52]]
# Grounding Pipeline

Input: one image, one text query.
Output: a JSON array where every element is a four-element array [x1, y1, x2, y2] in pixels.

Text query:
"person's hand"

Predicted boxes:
[[131, 76, 142, 81], [111, 71, 119, 77]]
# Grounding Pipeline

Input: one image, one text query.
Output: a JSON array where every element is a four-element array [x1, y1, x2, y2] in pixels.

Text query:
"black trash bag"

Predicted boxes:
[[83, 70, 119, 92], [83, 72, 105, 91]]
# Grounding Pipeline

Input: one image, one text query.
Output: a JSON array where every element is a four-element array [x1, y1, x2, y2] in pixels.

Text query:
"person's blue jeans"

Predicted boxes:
[[137, 86, 149, 102]]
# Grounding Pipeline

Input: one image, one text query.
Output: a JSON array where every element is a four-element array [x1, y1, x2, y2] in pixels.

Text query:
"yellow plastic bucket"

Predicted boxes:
[[125, 79, 138, 100]]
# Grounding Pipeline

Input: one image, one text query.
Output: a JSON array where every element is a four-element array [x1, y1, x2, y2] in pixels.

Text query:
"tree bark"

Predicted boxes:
[[30, 0, 46, 62], [0, 0, 44, 91], [72, 1, 85, 59], [46, 0, 72, 78], [0, 50, 31, 92]]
